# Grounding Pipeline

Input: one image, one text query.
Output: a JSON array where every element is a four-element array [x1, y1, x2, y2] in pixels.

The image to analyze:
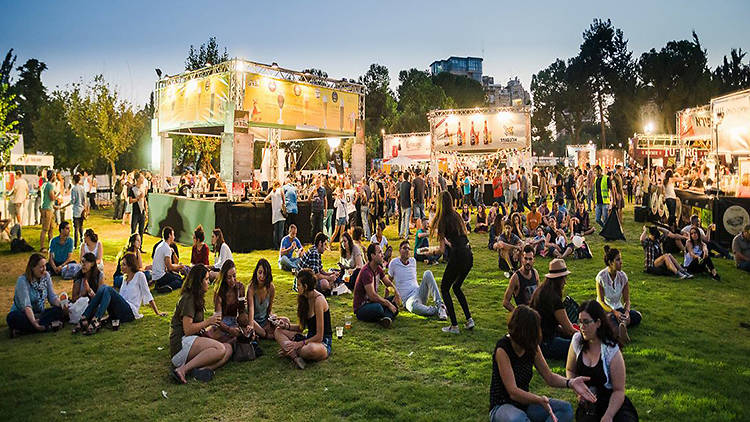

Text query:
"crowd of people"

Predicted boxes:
[[7, 159, 750, 422]]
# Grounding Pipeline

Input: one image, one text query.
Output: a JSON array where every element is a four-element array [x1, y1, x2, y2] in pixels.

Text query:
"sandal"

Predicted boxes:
[[73, 317, 89, 334], [84, 318, 101, 336]]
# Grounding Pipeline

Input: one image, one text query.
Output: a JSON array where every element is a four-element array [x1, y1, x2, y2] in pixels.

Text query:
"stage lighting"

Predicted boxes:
[[155, 68, 162, 78]]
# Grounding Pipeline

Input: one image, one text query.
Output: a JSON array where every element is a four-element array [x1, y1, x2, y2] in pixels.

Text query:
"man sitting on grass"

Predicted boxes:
[[278, 224, 302, 272], [503, 245, 539, 312], [153, 226, 187, 293], [47, 221, 75, 277], [733, 224, 750, 273], [389, 240, 447, 320], [352, 243, 401, 328], [640, 225, 692, 279], [299, 232, 339, 292]]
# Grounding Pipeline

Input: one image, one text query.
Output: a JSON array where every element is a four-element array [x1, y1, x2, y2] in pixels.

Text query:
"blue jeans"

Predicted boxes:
[[360, 205, 371, 238], [356, 297, 398, 323], [595, 203, 609, 227], [586, 189, 593, 211], [490, 399, 573, 422], [540, 336, 571, 361], [404, 270, 443, 317], [399, 207, 411, 238], [737, 260, 750, 272], [279, 255, 301, 272], [82, 285, 135, 322], [273, 221, 285, 249], [6, 306, 64, 334], [413, 202, 426, 220], [155, 272, 183, 291], [610, 307, 643, 327]]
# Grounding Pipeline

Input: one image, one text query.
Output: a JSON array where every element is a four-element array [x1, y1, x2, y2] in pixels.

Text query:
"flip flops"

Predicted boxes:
[[170, 369, 186, 384]]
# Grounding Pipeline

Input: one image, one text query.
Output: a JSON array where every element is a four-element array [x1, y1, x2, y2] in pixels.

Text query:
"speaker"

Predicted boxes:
[[634, 206, 648, 222]]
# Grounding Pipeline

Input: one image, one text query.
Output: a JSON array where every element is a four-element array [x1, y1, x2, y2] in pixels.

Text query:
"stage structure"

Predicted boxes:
[[676, 105, 713, 163], [383, 132, 431, 162], [152, 58, 366, 191], [427, 107, 532, 177]]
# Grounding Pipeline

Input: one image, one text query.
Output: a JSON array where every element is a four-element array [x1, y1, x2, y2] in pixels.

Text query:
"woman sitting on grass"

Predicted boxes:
[[7, 253, 64, 337], [80, 228, 104, 271], [169, 264, 232, 384], [684, 227, 720, 280], [274, 269, 332, 370], [118, 254, 167, 319], [489, 305, 594, 422], [475, 204, 489, 233], [207, 260, 245, 343], [596, 246, 642, 345], [209, 228, 233, 282], [530, 259, 578, 360], [113, 233, 150, 289], [565, 300, 639, 421], [247, 258, 282, 339], [191, 225, 209, 266]]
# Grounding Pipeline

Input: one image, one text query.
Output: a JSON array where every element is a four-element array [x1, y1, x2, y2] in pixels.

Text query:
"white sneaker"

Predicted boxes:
[[438, 304, 448, 321], [464, 318, 475, 330], [442, 325, 460, 334]]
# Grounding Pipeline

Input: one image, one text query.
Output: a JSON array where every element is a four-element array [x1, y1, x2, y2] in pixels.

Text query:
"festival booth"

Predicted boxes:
[[382, 132, 430, 171], [149, 59, 365, 251], [1, 134, 55, 226], [566, 144, 596, 168], [427, 106, 532, 203]]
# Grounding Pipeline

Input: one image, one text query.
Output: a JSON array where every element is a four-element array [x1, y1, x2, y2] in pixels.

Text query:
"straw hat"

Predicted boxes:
[[545, 258, 571, 279]]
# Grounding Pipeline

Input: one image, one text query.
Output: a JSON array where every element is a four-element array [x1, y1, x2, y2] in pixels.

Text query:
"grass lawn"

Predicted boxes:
[[0, 204, 748, 421]]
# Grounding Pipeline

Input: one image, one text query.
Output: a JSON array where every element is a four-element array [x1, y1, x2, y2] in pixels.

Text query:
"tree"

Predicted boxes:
[[67, 75, 140, 183], [12, 59, 48, 151], [639, 32, 713, 134], [713, 48, 750, 95], [391, 69, 453, 133], [1, 49, 16, 86], [185, 37, 229, 71], [0, 83, 19, 167], [33, 90, 93, 170], [579, 18, 631, 148], [358, 63, 398, 164], [431, 72, 486, 108]]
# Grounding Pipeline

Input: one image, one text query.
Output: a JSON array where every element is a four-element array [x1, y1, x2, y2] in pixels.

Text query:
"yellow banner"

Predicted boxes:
[[157, 73, 229, 132], [242, 73, 359, 135]]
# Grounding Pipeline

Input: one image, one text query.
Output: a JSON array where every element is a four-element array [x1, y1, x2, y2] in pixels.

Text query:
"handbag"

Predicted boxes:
[[233, 332, 260, 362], [563, 295, 580, 324]]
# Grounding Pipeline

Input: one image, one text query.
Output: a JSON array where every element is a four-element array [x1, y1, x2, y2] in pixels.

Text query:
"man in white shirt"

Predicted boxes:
[[153, 226, 186, 293], [388, 240, 447, 319], [9, 171, 29, 226]]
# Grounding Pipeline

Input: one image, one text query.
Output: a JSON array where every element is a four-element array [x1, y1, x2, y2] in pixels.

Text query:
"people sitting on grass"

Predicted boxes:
[[569, 201, 595, 236], [503, 245, 539, 312], [339, 231, 364, 286], [565, 301, 639, 421], [489, 305, 595, 422], [118, 253, 167, 320], [640, 226, 692, 279], [191, 225, 209, 266], [47, 221, 75, 277], [732, 224, 750, 273], [247, 258, 280, 339], [74, 253, 139, 335], [493, 221, 523, 273], [414, 217, 439, 265], [684, 227, 721, 281], [388, 240, 447, 320], [526, 201, 543, 233], [352, 243, 401, 328], [205, 260, 245, 343], [209, 228, 233, 282], [680, 214, 731, 259], [475, 204, 489, 233], [80, 228, 104, 271], [7, 253, 64, 337], [113, 233, 150, 289], [169, 264, 232, 384], [153, 226, 187, 293], [273, 268, 332, 370], [300, 232, 339, 293], [596, 246, 642, 345], [509, 212, 526, 239], [278, 224, 302, 272], [462, 204, 472, 232], [530, 259, 578, 360], [370, 221, 389, 251], [72, 251, 103, 303]]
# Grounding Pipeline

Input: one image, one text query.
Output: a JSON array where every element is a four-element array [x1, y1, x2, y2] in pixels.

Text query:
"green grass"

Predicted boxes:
[[0, 205, 748, 421]]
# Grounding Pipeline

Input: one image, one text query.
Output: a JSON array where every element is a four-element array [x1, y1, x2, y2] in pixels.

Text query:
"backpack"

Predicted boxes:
[[10, 238, 35, 253], [563, 295, 580, 324]]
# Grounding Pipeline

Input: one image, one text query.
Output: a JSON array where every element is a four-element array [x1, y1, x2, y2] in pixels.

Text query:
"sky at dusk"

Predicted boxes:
[[2, 0, 749, 106]]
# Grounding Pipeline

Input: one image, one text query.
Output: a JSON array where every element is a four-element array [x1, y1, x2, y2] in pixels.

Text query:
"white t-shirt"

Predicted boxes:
[[151, 240, 173, 280], [270, 188, 285, 224], [12, 178, 29, 204], [119, 271, 154, 319], [214, 242, 233, 269], [388, 257, 419, 301], [596, 268, 628, 311], [335, 197, 348, 219], [370, 234, 388, 250]]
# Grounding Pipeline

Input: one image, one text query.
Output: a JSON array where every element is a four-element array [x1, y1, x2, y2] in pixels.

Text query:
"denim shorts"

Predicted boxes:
[[337, 217, 347, 226]]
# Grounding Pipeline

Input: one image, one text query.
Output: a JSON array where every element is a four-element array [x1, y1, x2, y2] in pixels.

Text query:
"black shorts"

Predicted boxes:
[[646, 265, 671, 276]]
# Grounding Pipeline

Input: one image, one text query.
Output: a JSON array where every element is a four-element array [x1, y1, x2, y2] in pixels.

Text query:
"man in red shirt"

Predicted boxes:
[[492, 170, 503, 204], [352, 243, 401, 328]]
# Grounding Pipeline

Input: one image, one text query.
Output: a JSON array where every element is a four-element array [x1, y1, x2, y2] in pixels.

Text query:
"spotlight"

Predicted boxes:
[[155, 68, 163, 78]]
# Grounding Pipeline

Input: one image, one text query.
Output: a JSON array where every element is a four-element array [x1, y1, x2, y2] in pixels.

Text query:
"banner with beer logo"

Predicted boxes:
[[677, 106, 711, 140], [242, 73, 359, 136], [157, 73, 230, 132], [431, 110, 530, 152], [712, 89, 750, 155], [383, 133, 431, 160]]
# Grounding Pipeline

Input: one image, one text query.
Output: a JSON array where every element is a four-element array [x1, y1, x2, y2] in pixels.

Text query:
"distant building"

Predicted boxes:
[[429, 56, 483, 82], [482, 76, 530, 107]]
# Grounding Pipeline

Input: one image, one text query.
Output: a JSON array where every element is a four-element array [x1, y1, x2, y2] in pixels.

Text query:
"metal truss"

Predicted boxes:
[[427, 106, 531, 119]]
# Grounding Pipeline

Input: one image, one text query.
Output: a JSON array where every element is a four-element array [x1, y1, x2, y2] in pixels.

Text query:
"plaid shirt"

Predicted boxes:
[[301, 247, 323, 274], [641, 236, 664, 269]]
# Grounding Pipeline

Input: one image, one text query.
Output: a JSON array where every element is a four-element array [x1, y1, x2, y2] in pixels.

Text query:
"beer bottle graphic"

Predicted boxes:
[[483, 120, 490, 144], [444, 127, 452, 146], [470, 121, 477, 145], [457, 122, 463, 146]]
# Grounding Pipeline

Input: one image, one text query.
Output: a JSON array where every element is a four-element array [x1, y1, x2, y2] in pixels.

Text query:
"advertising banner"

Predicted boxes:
[[157, 73, 230, 132], [242, 73, 359, 136], [595, 149, 625, 169], [677, 106, 711, 140], [712, 90, 750, 154], [432, 111, 529, 152], [383, 133, 431, 160]]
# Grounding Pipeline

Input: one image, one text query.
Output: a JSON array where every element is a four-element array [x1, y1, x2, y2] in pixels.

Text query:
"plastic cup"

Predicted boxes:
[[336, 326, 343, 339], [345, 317, 352, 329], [112, 319, 120, 331]]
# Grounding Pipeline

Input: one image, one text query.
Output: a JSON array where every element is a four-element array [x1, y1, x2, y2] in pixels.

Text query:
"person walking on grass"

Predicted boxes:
[[430, 190, 475, 334]]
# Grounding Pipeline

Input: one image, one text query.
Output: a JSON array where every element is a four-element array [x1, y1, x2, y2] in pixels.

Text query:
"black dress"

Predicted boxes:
[[575, 350, 638, 421]]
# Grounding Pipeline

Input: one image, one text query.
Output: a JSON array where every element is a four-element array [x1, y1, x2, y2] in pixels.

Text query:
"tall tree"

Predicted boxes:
[[391, 69, 453, 133], [13, 59, 48, 151], [358, 63, 397, 162], [431, 72, 486, 108], [1, 49, 16, 86], [639, 31, 713, 134], [579, 18, 631, 148], [67, 75, 140, 182], [33, 90, 93, 170], [0, 83, 19, 167], [185, 37, 229, 71], [713, 48, 750, 95]]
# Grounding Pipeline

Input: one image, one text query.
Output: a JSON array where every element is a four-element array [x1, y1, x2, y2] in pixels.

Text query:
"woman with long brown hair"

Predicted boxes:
[[7, 253, 64, 337], [430, 190, 474, 334], [247, 258, 279, 339]]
